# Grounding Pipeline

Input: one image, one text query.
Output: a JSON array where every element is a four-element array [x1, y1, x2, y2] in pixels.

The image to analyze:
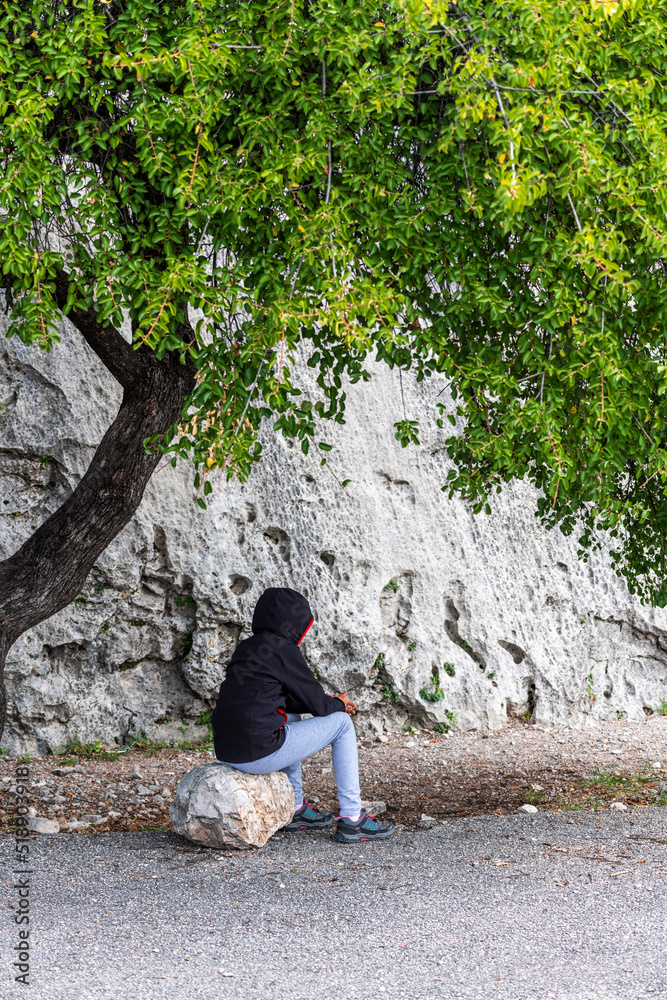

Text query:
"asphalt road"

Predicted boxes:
[[1, 809, 666, 1000]]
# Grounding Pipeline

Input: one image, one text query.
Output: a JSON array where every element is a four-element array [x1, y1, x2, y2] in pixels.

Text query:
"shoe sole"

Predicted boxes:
[[284, 819, 335, 830], [334, 828, 395, 843]]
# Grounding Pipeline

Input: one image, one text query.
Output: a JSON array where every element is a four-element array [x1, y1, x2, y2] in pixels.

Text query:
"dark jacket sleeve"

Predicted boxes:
[[284, 694, 310, 715], [279, 646, 345, 717]]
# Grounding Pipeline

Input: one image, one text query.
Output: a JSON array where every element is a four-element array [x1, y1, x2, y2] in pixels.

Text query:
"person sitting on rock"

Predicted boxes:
[[212, 586, 395, 843]]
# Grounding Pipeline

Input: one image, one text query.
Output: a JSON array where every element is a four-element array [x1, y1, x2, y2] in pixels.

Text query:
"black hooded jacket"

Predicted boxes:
[[212, 587, 345, 763]]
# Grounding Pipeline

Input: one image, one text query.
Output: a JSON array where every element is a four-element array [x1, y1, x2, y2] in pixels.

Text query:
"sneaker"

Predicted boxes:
[[284, 801, 335, 830], [335, 809, 396, 843]]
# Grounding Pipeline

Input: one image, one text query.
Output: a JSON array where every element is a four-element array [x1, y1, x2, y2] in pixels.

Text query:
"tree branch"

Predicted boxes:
[[54, 269, 145, 389]]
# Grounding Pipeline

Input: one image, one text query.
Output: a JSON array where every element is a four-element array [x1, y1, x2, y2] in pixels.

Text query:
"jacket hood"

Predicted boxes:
[[251, 587, 314, 645]]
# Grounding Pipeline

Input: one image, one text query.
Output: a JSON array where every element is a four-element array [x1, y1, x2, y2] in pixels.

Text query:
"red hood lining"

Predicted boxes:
[[297, 615, 314, 645]]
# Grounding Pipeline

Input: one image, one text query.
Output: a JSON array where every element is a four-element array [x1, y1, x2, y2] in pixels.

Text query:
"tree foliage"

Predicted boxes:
[[3, 0, 667, 601]]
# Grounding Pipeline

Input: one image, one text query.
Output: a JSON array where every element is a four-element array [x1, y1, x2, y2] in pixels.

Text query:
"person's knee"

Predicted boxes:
[[338, 712, 354, 734]]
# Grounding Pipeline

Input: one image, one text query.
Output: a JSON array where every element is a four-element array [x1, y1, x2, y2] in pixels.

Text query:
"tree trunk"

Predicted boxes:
[[0, 289, 196, 741]]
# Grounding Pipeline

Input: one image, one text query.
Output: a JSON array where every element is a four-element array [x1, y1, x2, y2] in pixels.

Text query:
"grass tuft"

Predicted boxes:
[[53, 734, 125, 761], [380, 684, 400, 704]]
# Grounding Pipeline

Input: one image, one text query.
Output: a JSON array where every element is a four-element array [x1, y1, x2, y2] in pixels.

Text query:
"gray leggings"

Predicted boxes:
[[219, 712, 361, 817]]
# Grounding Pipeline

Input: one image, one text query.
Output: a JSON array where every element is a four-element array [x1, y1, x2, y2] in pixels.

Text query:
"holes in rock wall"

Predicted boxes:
[[444, 597, 460, 625], [444, 596, 486, 669], [153, 524, 170, 565], [376, 471, 416, 504], [319, 552, 335, 568], [229, 575, 251, 596], [508, 677, 537, 719], [498, 640, 526, 664], [263, 527, 290, 562], [526, 680, 537, 716]]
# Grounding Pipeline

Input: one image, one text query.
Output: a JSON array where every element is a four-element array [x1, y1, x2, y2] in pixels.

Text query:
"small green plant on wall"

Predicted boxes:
[[372, 652, 400, 703], [433, 711, 458, 735], [373, 652, 385, 671], [380, 684, 400, 704], [419, 666, 446, 703]]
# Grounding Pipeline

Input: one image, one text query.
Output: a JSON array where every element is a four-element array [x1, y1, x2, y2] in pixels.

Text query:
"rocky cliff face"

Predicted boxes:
[[1, 321, 667, 755]]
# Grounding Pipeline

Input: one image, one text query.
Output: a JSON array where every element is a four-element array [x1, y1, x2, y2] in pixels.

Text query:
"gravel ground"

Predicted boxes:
[[1, 809, 666, 999], [1, 716, 666, 832]]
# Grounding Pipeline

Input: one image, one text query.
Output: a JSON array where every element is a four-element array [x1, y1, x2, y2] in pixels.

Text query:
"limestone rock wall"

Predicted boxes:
[[1, 320, 667, 755]]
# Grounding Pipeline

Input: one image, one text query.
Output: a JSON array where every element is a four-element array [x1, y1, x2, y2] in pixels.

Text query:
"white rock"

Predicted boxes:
[[169, 762, 294, 849], [3, 322, 667, 753], [27, 817, 59, 834], [652, 762, 662, 769], [517, 804, 538, 814], [417, 813, 437, 829], [377, 735, 389, 743], [609, 801, 628, 811], [361, 800, 387, 816]]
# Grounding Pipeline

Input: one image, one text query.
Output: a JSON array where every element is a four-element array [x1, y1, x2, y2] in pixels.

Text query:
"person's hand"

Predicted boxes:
[[335, 690, 356, 715]]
